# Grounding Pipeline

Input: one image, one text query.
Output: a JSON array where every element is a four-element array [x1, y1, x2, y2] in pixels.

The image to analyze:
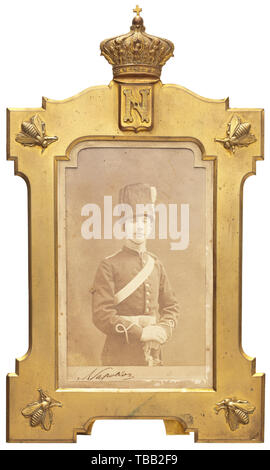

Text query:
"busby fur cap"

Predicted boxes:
[[119, 183, 157, 206]]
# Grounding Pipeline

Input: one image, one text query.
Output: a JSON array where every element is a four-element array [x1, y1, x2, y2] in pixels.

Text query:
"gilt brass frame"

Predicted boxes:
[[6, 76, 264, 442]]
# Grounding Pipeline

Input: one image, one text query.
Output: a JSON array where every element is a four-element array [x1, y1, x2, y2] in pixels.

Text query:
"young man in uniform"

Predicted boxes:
[[92, 183, 180, 366]]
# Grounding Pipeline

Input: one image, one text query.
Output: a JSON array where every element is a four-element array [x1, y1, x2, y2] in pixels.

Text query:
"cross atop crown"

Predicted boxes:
[[133, 5, 142, 16]]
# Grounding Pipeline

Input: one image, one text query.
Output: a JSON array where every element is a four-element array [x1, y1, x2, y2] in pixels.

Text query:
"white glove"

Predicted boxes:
[[140, 325, 167, 344]]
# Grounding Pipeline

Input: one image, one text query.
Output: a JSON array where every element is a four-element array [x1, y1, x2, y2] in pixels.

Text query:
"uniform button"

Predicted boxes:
[[145, 308, 150, 313], [146, 299, 150, 304], [145, 283, 150, 288], [146, 291, 150, 296]]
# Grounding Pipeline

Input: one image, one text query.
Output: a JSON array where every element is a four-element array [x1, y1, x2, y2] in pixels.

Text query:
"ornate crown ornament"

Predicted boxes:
[[100, 5, 174, 83]]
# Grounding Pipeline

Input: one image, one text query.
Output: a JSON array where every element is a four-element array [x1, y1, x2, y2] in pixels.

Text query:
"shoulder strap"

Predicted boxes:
[[114, 254, 155, 305]]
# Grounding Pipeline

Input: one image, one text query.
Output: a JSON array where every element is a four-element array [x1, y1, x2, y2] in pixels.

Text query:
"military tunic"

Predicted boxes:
[[92, 245, 180, 366]]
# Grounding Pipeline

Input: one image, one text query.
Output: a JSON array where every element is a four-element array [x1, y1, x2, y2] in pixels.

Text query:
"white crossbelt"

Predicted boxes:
[[114, 254, 155, 305]]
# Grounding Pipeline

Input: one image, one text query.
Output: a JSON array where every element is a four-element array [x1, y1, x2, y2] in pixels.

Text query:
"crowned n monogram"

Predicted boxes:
[[120, 85, 152, 131], [100, 6, 174, 131], [123, 88, 150, 123]]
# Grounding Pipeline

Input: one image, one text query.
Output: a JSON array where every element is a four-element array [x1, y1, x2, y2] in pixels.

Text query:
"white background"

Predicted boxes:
[[0, 0, 269, 451]]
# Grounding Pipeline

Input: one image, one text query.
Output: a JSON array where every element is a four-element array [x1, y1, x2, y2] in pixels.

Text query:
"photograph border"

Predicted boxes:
[[6, 76, 264, 442]]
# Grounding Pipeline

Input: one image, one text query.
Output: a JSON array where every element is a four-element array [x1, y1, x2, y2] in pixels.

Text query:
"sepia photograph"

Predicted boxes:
[[58, 141, 214, 388]]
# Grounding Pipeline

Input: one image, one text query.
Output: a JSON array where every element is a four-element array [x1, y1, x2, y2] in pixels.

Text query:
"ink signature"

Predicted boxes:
[[77, 367, 135, 382]]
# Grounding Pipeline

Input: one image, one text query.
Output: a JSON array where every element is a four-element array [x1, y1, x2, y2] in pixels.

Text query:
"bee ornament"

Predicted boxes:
[[215, 398, 255, 431], [215, 114, 256, 153], [15, 114, 58, 152], [21, 388, 62, 431]]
